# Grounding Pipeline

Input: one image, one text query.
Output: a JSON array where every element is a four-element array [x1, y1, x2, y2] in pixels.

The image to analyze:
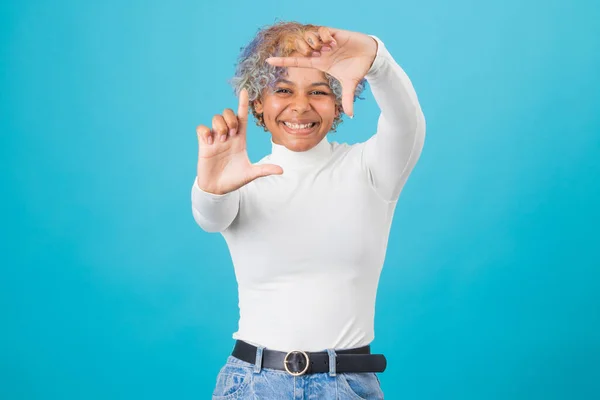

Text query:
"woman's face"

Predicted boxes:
[[254, 59, 339, 152]]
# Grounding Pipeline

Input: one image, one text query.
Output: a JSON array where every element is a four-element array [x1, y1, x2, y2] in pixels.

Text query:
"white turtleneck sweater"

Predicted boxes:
[[191, 35, 426, 352]]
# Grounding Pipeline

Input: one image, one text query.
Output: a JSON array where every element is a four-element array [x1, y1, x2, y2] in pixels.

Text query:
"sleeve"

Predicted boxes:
[[360, 35, 426, 203], [190, 177, 240, 233]]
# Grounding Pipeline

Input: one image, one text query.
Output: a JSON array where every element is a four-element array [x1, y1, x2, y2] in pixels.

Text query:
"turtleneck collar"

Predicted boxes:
[[269, 135, 332, 170]]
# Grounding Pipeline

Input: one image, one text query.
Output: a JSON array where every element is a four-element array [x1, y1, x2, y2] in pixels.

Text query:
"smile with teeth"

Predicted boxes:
[[283, 122, 317, 129]]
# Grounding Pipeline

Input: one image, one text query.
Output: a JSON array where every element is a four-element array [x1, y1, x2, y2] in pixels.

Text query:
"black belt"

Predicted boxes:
[[231, 340, 387, 376]]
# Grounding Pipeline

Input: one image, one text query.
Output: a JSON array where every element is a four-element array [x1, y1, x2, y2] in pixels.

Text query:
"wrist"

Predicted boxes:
[[365, 35, 379, 71], [195, 177, 227, 196]]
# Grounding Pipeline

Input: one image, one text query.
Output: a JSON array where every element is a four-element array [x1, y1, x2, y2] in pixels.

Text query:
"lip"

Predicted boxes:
[[280, 121, 320, 136], [282, 120, 318, 124]]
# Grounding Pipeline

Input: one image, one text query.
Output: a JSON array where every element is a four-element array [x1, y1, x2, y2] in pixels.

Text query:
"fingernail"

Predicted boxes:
[[230, 128, 236, 136], [312, 51, 320, 57], [220, 134, 227, 142], [322, 46, 331, 52], [208, 136, 213, 145], [331, 39, 337, 47]]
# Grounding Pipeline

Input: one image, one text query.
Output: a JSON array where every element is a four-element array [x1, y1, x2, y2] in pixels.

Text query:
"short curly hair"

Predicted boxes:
[[228, 20, 367, 133]]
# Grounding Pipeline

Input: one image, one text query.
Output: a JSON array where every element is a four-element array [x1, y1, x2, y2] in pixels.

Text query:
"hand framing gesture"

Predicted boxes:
[[195, 89, 284, 195], [266, 26, 378, 118]]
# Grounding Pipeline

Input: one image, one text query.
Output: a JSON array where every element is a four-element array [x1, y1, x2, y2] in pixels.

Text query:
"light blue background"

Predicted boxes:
[[1, 0, 599, 398]]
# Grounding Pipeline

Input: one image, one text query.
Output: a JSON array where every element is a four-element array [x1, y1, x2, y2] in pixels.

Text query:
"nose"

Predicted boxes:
[[290, 93, 311, 114]]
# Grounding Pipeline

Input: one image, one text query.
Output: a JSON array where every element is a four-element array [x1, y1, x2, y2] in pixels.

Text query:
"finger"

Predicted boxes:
[[294, 38, 313, 57], [317, 26, 337, 48], [222, 108, 238, 137], [247, 163, 284, 182], [304, 31, 323, 50], [196, 124, 213, 146], [212, 114, 229, 143], [307, 30, 332, 53], [266, 56, 315, 69], [341, 79, 358, 118], [237, 88, 249, 134]]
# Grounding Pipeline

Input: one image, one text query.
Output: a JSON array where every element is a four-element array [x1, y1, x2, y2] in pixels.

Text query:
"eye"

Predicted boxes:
[[311, 90, 329, 95], [275, 88, 291, 94]]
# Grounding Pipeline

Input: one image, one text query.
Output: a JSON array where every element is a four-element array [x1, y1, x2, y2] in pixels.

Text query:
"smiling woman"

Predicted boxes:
[[252, 65, 339, 152], [192, 20, 426, 399], [229, 21, 368, 140]]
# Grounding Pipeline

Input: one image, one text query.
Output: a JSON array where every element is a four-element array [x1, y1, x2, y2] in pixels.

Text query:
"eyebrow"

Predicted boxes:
[[276, 79, 330, 88]]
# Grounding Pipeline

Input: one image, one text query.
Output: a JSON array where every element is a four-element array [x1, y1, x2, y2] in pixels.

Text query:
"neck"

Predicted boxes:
[[269, 136, 332, 170]]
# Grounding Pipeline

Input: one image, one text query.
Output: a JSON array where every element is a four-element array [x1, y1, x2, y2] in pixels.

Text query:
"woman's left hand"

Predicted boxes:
[[266, 26, 378, 118]]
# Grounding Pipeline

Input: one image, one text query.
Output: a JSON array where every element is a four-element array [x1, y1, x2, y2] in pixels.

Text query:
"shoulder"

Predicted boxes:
[[329, 139, 368, 165]]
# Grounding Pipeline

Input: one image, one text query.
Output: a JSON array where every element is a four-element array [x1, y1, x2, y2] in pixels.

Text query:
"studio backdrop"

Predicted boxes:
[[1, 0, 599, 399]]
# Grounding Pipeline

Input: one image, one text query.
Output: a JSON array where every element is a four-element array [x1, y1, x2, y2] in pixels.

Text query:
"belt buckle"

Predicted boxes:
[[283, 350, 310, 376]]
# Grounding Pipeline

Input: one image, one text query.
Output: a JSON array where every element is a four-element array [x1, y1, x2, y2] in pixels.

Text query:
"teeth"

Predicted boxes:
[[284, 122, 315, 129]]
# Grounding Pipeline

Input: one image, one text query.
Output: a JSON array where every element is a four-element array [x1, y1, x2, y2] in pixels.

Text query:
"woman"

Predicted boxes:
[[192, 21, 425, 399]]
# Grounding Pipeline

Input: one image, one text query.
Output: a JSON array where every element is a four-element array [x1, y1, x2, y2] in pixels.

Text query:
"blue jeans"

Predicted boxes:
[[212, 351, 384, 399]]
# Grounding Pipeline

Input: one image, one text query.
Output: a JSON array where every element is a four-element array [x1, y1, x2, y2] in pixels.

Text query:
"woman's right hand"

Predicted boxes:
[[196, 88, 283, 195]]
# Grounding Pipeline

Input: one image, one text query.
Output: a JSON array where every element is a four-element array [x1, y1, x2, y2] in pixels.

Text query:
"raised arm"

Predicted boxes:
[[191, 89, 283, 233], [362, 36, 426, 202], [264, 27, 426, 203]]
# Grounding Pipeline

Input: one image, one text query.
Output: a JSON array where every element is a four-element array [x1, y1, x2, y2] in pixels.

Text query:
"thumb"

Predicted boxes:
[[246, 163, 284, 183], [341, 79, 358, 118]]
